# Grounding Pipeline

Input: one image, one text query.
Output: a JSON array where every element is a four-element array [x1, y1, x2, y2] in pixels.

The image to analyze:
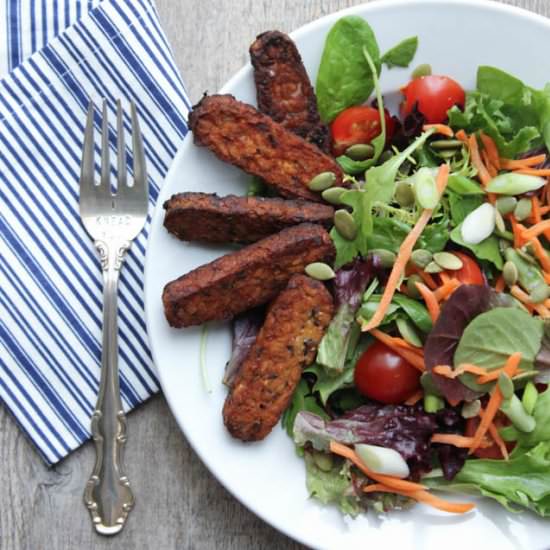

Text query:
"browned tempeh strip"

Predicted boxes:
[[162, 223, 335, 328], [223, 274, 334, 441], [163, 192, 334, 244], [249, 30, 330, 153], [188, 94, 343, 202]]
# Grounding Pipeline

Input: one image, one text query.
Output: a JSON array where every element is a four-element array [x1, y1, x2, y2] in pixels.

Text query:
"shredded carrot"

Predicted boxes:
[[469, 353, 521, 454], [494, 275, 505, 293], [431, 434, 476, 448], [479, 407, 509, 460], [423, 124, 454, 137], [480, 132, 500, 170], [531, 197, 542, 224], [514, 168, 550, 177], [370, 329, 426, 371], [482, 150, 498, 177], [540, 205, 550, 215], [404, 389, 424, 406], [468, 134, 492, 187], [415, 282, 441, 322], [362, 484, 475, 514], [329, 441, 427, 492], [409, 264, 438, 289], [509, 215, 527, 249], [455, 129, 468, 143], [529, 238, 550, 273], [545, 272, 550, 284], [510, 284, 549, 316], [521, 220, 550, 241], [476, 359, 522, 384], [439, 272, 451, 284], [500, 154, 547, 169], [433, 364, 487, 379], [362, 167, 449, 332], [370, 329, 421, 352], [434, 278, 461, 302]]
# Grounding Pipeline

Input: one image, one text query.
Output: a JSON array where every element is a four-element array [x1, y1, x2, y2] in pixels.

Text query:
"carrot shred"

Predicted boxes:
[[500, 154, 547, 169], [415, 282, 441, 322], [409, 264, 438, 289], [370, 329, 426, 371], [431, 434, 476, 448], [510, 284, 549, 316], [433, 364, 487, 379], [439, 272, 451, 284], [480, 132, 500, 170], [404, 389, 424, 406], [476, 363, 522, 384], [509, 215, 527, 248], [482, 150, 498, 177], [479, 407, 509, 460], [529, 238, 550, 273], [423, 124, 454, 137], [544, 272, 550, 284], [520, 220, 550, 243], [494, 275, 505, 292], [540, 206, 550, 215], [469, 353, 522, 454], [433, 278, 461, 302], [514, 168, 550, 177], [531, 197, 542, 225], [362, 484, 475, 514], [329, 441, 427, 492], [455, 129, 468, 143], [468, 134, 492, 186], [362, 166, 449, 332]]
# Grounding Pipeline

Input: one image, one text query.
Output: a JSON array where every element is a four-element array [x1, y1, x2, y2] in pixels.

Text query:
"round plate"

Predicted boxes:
[[145, 1, 550, 548]]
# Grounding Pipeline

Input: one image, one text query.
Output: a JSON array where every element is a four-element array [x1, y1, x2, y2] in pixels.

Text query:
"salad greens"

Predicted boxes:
[[380, 37, 418, 69]]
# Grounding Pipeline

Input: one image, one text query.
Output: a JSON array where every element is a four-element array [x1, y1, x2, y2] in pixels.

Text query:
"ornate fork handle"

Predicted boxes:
[[84, 238, 134, 535]]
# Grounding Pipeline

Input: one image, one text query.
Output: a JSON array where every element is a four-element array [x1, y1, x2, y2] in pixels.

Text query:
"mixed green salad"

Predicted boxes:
[[238, 15, 550, 517]]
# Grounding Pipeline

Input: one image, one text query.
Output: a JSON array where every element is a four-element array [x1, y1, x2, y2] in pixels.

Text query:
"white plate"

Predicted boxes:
[[145, 1, 550, 548]]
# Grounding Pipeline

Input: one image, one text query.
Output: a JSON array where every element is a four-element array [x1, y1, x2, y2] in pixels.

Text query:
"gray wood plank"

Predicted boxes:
[[1, 1, 549, 549]]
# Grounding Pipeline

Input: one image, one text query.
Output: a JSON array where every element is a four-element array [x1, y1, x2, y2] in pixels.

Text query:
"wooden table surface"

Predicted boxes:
[[1, 0, 549, 548]]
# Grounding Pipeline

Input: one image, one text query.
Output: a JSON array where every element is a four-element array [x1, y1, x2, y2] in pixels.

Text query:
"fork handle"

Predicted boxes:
[[84, 238, 134, 535]]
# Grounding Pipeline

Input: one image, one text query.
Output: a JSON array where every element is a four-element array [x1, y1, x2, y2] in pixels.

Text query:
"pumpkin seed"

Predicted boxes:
[[322, 186, 346, 205], [433, 252, 463, 270], [516, 247, 538, 266], [496, 196, 517, 216], [412, 63, 432, 79], [502, 261, 518, 287], [430, 139, 463, 150], [436, 150, 457, 160], [345, 143, 375, 161], [461, 400, 481, 419], [411, 249, 433, 269], [494, 208, 506, 233], [308, 171, 337, 192], [407, 274, 423, 298], [529, 283, 550, 304], [498, 372, 515, 400], [514, 198, 532, 221], [378, 150, 394, 164], [425, 261, 443, 273], [370, 249, 396, 268], [334, 209, 357, 240], [396, 318, 422, 347], [305, 262, 336, 281], [394, 181, 415, 207]]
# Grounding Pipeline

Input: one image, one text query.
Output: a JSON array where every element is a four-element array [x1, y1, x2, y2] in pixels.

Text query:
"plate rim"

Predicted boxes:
[[145, 1, 550, 547]]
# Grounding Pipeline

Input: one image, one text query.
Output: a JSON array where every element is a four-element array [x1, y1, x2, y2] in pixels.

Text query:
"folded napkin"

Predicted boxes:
[[0, 0, 190, 464]]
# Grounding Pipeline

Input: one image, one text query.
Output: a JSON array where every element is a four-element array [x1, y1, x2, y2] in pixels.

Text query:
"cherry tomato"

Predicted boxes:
[[465, 414, 515, 459], [354, 341, 421, 404], [331, 106, 396, 156], [400, 75, 465, 124], [442, 252, 485, 285]]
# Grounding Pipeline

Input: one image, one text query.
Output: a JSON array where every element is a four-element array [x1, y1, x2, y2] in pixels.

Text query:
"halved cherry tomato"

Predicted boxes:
[[400, 75, 465, 124], [354, 341, 421, 404], [442, 251, 485, 285], [331, 106, 396, 156], [465, 413, 515, 459]]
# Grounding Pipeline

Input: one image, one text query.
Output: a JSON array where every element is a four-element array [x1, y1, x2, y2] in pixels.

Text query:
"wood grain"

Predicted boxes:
[[1, 1, 549, 549]]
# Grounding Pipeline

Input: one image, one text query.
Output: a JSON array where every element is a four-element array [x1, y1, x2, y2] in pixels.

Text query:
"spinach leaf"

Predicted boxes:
[[446, 175, 485, 195], [367, 217, 410, 252], [381, 37, 418, 69], [281, 379, 329, 437], [424, 441, 550, 517], [448, 192, 484, 225], [450, 224, 503, 269], [454, 307, 544, 391], [416, 216, 450, 252], [316, 16, 381, 122]]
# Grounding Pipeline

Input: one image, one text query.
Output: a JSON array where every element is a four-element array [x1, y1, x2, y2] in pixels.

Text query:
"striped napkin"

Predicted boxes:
[[0, 0, 190, 464]]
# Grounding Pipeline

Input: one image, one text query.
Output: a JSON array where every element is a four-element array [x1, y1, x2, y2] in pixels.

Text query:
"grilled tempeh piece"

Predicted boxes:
[[249, 30, 330, 152], [163, 192, 334, 244], [188, 94, 343, 202], [162, 223, 335, 328], [223, 274, 334, 441]]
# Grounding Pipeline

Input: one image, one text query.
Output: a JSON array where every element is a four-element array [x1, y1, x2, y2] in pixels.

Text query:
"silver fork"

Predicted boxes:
[[80, 99, 148, 535]]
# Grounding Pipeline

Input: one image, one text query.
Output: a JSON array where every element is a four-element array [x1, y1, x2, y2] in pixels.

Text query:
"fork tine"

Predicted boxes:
[[100, 99, 111, 191], [116, 99, 127, 189], [80, 101, 95, 200], [131, 101, 148, 198]]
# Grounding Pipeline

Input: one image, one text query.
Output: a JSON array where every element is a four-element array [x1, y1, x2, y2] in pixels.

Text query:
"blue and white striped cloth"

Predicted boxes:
[[0, 0, 190, 464]]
